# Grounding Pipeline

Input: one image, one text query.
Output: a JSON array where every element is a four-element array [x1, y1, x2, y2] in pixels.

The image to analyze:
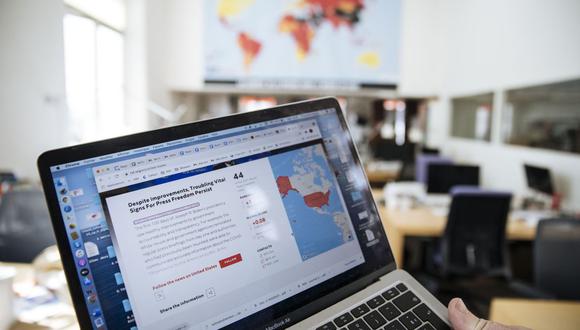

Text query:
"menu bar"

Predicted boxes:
[[50, 108, 335, 172], [94, 119, 322, 193]]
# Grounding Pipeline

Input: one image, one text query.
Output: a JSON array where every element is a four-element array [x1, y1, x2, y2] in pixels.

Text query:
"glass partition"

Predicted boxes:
[[503, 79, 580, 154], [451, 93, 493, 141]]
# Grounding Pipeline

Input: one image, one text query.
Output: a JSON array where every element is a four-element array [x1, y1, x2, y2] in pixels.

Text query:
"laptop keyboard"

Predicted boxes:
[[315, 283, 449, 330]]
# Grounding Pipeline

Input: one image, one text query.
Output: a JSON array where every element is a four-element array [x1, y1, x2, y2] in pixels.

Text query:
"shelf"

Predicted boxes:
[[171, 84, 401, 99]]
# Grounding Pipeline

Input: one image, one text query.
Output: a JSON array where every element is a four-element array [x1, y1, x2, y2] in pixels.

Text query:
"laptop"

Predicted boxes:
[[38, 97, 449, 330]]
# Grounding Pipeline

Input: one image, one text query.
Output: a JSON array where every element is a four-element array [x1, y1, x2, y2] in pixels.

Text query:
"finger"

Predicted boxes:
[[448, 298, 480, 330]]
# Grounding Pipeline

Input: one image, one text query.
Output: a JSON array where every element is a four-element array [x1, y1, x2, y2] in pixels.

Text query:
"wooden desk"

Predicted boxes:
[[490, 298, 580, 330], [365, 163, 400, 187], [371, 190, 537, 267], [2, 262, 79, 330], [365, 169, 399, 185]]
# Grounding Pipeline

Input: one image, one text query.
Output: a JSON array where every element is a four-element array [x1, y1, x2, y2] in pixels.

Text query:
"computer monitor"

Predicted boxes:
[[420, 147, 440, 155], [372, 140, 416, 162], [524, 164, 554, 195], [426, 164, 480, 194]]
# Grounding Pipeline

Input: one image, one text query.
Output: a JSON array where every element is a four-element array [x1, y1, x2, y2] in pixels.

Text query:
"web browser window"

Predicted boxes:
[[49, 108, 387, 329]]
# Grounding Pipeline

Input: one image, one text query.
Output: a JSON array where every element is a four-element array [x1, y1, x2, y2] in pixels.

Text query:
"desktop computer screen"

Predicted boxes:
[[420, 147, 440, 155], [372, 141, 416, 162], [524, 164, 554, 195], [426, 164, 480, 194]]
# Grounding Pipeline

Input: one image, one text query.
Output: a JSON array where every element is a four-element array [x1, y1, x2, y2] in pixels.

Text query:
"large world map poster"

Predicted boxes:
[[203, 0, 402, 88]]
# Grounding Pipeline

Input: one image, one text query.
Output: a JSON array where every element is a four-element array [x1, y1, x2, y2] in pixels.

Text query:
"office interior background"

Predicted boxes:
[[1, 0, 580, 329]]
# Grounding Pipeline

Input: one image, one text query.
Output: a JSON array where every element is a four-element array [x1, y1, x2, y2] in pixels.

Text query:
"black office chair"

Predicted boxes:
[[418, 186, 515, 317], [0, 171, 17, 185], [0, 189, 56, 262], [533, 218, 580, 300], [0, 171, 18, 197], [439, 186, 512, 278]]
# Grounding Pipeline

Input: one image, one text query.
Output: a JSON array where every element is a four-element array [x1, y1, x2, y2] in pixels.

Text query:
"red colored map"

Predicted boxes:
[[276, 176, 331, 209], [237, 32, 262, 70], [278, 15, 315, 60], [278, 0, 365, 60], [305, 0, 365, 28], [303, 191, 331, 208], [277, 176, 296, 197]]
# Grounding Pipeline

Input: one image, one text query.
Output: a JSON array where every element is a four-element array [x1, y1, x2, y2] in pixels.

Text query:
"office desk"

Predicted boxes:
[[490, 298, 580, 330], [3, 262, 79, 330], [365, 169, 399, 186], [371, 190, 536, 267], [365, 162, 400, 186]]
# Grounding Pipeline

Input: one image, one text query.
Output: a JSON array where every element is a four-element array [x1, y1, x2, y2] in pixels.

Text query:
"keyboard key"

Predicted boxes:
[[400, 311, 422, 330], [396, 283, 408, 292], [413, 304, 450, 330], [417, 324, 436, 330], [347, 319, 371, 330], [393, 291, 420, 312], [362, 310, 386, 329], [316, 321, 337, 330], [367, 295, 386, 309], [384, 320, 406, 330], [377, 302, 401, 321], [334, 312, 354, 327], [351, 303, 371, 318], [382, 287, 400, 300]]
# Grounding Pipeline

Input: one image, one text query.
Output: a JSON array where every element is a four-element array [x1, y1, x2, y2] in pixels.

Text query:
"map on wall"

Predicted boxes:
[[203, 0, 402, 88]]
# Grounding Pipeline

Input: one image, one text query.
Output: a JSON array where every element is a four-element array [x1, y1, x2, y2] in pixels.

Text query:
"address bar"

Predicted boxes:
[[96, 124, 321, 192]]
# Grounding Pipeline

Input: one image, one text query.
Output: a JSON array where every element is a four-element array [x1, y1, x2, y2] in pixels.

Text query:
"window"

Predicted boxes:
[[503, 79, 580, 154], [63, 8, 126, 142], [451, 93, 493, 141]]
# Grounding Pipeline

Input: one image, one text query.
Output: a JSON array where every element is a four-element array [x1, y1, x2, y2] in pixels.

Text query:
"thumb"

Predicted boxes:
[[448, 298, 479, 330]]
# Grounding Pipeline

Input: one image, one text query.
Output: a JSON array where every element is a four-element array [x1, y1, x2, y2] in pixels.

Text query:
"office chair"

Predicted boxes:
[[439, 186, 512, 278], [397, 143, 418, 181], [416, 187, 515, 316], [415, 154, 453, 185], [533, 218, 580, 300], [0, 189, 56, 262], [0, 172, 17, 183], [0, 171, 17, 197]]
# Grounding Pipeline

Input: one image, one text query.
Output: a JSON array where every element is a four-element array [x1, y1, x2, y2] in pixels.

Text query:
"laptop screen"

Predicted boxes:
[[42, 102, 393, 329]]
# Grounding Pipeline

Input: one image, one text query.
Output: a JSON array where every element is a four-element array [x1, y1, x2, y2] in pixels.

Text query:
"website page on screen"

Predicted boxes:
[[49, 108, 387, 330]]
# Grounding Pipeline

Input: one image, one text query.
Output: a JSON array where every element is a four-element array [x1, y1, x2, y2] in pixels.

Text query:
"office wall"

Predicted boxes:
[[144, 0, 201, 120], [125, 0, 149, 133], [427, 0, 580, 209], [397, 0, 446, 97], [0, 0, 68, 179]]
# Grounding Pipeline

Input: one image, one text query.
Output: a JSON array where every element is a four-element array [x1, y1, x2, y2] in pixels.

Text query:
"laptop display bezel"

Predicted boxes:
[[37, 97, 396, 330]]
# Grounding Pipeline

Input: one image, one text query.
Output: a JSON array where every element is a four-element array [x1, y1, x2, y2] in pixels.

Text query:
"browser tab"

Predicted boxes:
[[93, 119, 322, 193]]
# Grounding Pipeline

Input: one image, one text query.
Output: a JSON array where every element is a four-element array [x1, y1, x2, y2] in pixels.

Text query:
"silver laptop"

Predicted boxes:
[[38, 97, 449, 329]]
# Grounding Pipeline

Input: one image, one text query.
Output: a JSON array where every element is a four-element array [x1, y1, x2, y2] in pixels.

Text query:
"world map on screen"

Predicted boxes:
[[269, 144, 354, 261], [204, 0, 401, 87]]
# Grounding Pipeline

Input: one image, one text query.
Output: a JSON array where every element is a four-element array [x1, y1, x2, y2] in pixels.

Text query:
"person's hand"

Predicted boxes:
[[447, 298, 531, 330]]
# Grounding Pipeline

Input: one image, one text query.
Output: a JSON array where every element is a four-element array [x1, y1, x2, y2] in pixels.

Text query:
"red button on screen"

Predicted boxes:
[[219, 253, 242, 268]]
